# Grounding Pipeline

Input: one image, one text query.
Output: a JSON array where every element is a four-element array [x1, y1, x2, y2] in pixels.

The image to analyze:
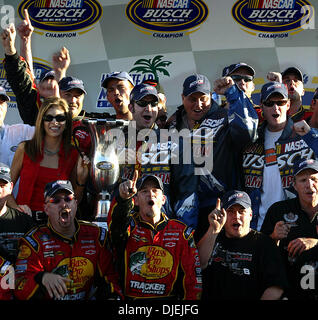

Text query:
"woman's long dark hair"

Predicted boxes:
[[24, 97, 73, 162]]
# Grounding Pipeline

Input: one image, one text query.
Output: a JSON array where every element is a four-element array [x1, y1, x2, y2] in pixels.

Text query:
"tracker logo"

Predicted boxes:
[[126, 0, 209, 37], [232, 0, 315, 38], [17, 0, 102, 35]]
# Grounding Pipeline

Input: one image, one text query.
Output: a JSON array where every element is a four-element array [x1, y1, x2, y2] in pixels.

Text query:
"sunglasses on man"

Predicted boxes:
[[231, 75, 254, 82], [46, 194, 75, 204], [135, 100, 158, 108], [263, 100, 289, 107]]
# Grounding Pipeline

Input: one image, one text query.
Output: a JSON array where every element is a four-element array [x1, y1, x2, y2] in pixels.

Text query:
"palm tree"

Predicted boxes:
[[129, 55, 172, 83]]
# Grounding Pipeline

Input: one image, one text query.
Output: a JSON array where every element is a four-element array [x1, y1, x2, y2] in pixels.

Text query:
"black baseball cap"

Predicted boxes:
[[293, 159, 318, 176], [260, 81, 288, 102], [183, 74, 211, 97], [58, 76, 87, 94], [0, 163, 11, 183], [130, 83, 159, 102], [44, 180, 74, 199], [0, 87, 10, 101], [40, 70, 55, 83], [281, 67, 303, 82], [222, 190, 251, 210], [136, 175, 164, 191], [102, 71, 135, 88], [222, 62, 255, 77]]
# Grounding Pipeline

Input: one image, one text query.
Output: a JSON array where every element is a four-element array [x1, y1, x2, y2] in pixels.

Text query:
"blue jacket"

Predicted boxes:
[[168, 84, 259, 228]]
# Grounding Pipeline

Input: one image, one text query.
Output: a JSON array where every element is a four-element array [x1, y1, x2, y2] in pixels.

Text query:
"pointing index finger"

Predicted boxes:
[[132, 170, 139, 188], [215, 198, 221, 211], [24, 9, 31, 23]]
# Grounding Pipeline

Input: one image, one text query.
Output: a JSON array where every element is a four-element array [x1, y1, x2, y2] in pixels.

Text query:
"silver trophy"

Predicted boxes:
[[85, 119, 129, 230]]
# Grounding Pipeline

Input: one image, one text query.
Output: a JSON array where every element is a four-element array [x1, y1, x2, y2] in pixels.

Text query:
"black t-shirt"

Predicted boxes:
[[202, 229, 288, 300], [0, 207, 36, 262], [261, 197, 318, 300]]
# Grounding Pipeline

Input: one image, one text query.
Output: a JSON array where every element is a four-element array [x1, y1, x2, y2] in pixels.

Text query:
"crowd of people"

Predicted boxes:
[[0, 11, 317, 301]]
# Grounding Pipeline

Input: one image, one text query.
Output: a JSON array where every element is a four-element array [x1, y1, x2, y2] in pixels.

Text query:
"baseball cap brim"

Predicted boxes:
[[0, 175, 11, 183], [136, 175, 164, 191], [281, 67, 303, 82], [102, 72, 134, 88], [293, 159, 318, 176], [62, 85, 87, 95], [44, 182, 74, 199]]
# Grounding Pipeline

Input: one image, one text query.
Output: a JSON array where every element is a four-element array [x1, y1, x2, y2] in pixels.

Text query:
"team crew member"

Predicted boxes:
[[102, 71, 134, 120], [108, 172, 202, 300], [281, 67, 306, 122], [222, 62, 256, 101], [261, 159, 318, 300], [117, 83, 198, 225], [14, 180, 122, 300], [243, 81, 318, 230], [198, 191, 288, 300], [167, 73, 258, 233]]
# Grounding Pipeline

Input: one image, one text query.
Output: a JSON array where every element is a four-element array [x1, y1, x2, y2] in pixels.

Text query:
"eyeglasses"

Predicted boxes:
[[263, 100, 289, 107], [135, 100, 158, 108], [46, 194, 74, 204], [43, 114, 67, 122], [231, 75, 254, 82]]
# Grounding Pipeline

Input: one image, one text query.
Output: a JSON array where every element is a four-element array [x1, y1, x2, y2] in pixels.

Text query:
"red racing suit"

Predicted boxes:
[[108, 197, 202, 300], [14, 220, 122, 300]]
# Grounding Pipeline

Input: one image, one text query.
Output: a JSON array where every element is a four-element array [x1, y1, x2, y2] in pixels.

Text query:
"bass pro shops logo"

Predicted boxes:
[[232, 0, 315, 38], [18, 0, 102, 37], [126, 0, 209, 38]]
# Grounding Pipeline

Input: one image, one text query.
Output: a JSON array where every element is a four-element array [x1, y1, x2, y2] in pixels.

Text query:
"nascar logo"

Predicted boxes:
[[232, 0, 314, 34], [126, 0, 209, 33], [18, 0, 103, 32]]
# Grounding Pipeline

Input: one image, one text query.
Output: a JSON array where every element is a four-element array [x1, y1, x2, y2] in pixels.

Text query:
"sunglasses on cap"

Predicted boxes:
[[135, 100, 158, 108], [231, 75, 254, 82], [43, 114, 67, 122], [263, 100, 289, 107], [46, 194, 75, 204]]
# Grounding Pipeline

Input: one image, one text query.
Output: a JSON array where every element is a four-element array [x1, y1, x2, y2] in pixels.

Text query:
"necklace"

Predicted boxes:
[[44, 147, 59, 156]]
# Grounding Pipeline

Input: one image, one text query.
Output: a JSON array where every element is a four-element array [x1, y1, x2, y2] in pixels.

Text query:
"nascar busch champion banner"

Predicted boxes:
[[1, 0, 317, 124]]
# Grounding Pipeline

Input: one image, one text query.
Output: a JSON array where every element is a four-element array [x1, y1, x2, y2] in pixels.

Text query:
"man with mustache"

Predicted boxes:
[[14, 180, 122, 300], [108, 171, 202, 299]]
